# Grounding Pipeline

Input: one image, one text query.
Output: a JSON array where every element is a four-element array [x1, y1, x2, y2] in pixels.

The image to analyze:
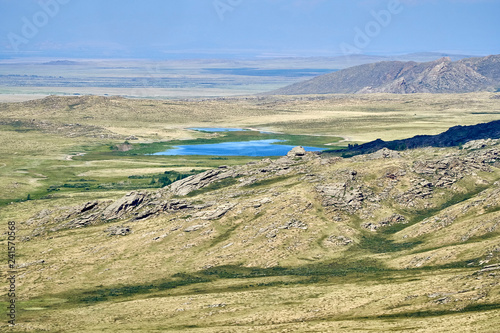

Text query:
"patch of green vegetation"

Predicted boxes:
[[484, 204, 500, 214], [210, 224, 239, 247], [243, 175, 293, 188], [356, 233, 423, 253], [201, 259, 388, 279], [67, 102, 81, 110], [154, 170, 202, 187], [184, 177, 239, 197], [358, 303, 500, 320], [113, 141, 174, 156], [77, 274, 212, 304], [42, 259, 390, 308]]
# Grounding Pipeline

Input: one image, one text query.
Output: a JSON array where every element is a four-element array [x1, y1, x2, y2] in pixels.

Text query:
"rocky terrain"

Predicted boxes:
[[22, 141, 500, 269], [4, 124, 500, 331], [269, 55, 500, 95]]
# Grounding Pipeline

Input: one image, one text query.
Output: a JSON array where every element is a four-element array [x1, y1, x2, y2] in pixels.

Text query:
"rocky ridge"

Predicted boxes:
[[21, 140, 500, 271], [269, 55, 500, 95]]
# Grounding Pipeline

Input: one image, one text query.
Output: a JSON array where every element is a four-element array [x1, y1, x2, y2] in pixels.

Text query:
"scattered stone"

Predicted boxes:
[[202, 203, 236, 220], [16, 259, 45, 269], [184, 225, 204, 232], [326, 235, 354, 246], [367, 148, 401, 159], [362, 214, 407, 231], [475, 263, 500, 274], [207, 303, 226, 308], [106, 226, 131, 236], [463, 139, 499, 150], [279, 218, 308, 230]]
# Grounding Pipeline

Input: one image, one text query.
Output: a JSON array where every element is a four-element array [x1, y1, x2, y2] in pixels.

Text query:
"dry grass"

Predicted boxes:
[[1, 93, 500, 332]]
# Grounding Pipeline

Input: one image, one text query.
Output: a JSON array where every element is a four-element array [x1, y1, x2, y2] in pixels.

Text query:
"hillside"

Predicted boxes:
[[1, 94, 500, 331], [269, 55, 500, 95], [3, 140, 500, 331], [340, 119, 500, 156]]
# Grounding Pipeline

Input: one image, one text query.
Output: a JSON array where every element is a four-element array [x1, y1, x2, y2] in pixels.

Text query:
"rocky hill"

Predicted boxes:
[[269, 55, 500, 95], [14, 137, 500, 331], [340, 119, 500, 156]]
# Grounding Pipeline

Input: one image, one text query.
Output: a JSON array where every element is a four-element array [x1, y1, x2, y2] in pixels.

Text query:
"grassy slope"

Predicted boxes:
[[1, 94, 500, 332]]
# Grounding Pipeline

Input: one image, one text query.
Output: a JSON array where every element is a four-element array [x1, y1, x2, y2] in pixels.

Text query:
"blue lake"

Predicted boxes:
[[153, 139, 325, 156]]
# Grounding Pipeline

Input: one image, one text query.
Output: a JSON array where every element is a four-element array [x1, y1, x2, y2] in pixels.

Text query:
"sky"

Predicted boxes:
[[0, 0, 499, 59]]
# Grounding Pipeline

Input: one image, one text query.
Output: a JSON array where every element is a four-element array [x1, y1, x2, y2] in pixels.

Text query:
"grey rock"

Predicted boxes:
[[463, 139, 499, 150], [362, 214, 407, 231], [326, 235, 354, 246], [202, 203, 236, 220], [184, 225, 204, 232], [102, 192, 148, 220], [106, 225, 132, 236], [287, 146, 306, 158], [367, 148, 401, 159], [279, 218, 308, 230], [169, 168, 240, 196]]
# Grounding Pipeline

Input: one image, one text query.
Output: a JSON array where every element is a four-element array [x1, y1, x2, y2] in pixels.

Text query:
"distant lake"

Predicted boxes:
[[202, 68, 337, 78], [153, 139, 325, 156]]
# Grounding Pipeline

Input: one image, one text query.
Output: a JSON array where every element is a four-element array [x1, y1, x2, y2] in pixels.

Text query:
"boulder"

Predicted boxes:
[[287, 146, 306, 158]]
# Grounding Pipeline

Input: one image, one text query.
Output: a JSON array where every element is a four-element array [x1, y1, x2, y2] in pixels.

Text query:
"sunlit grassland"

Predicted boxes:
[[1, 93, 500, 332]]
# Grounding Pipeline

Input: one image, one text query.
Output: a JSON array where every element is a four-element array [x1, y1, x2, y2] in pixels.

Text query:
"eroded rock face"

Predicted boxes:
[[102, 192, 149, 220], [316, 183, 366, 212], [169, 169, 240, 196], [411, 148, 500, 190]]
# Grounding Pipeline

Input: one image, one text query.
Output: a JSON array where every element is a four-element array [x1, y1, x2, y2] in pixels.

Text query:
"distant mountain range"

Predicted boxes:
[[269, 55, 500, 95]]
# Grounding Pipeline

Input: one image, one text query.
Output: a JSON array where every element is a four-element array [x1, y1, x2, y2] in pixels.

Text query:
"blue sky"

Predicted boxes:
[[0, 0, 498, 59]]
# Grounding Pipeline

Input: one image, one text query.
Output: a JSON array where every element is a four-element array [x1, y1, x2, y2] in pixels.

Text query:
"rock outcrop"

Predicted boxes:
[[170, 168, 240, 196]]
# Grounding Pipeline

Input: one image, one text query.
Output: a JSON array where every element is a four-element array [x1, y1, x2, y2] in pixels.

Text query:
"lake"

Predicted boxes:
[[152, 139, 325, 156]]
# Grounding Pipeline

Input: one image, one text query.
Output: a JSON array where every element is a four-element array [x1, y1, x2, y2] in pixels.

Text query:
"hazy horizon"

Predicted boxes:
[[1, 0, 499, 60]]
